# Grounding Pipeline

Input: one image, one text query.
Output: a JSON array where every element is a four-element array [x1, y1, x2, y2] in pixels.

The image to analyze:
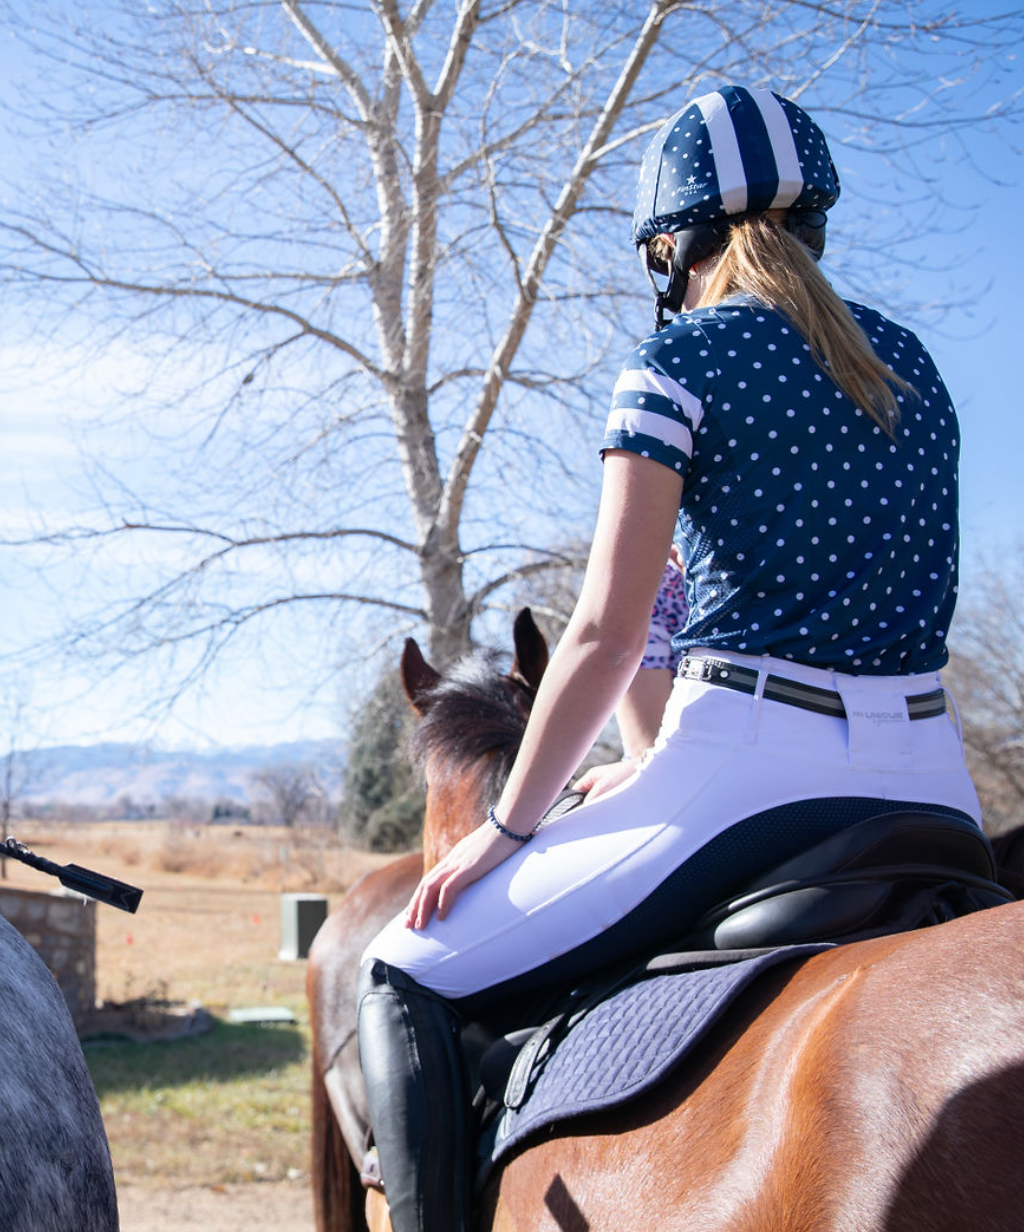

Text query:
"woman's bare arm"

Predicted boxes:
[[405, 450, 682, 926]]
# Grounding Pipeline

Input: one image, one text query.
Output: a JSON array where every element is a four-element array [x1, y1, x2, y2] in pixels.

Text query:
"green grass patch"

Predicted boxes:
[[86, 1018, 312, 1185]]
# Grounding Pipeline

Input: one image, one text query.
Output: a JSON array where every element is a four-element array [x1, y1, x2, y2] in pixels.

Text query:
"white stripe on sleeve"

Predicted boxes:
[[613, 368, 704, 431], [604, 407, 694, 459]]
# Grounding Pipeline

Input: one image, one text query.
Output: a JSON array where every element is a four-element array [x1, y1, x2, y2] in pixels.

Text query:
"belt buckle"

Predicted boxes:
[[682, 656, 714, 682]]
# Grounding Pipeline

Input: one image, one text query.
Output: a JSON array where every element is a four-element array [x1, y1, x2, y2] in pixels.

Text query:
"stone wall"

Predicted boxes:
[[0, 886, 96, 1028]]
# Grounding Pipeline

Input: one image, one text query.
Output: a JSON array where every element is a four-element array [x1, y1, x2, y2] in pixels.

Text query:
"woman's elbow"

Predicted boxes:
[[569, 619, 647, 675]]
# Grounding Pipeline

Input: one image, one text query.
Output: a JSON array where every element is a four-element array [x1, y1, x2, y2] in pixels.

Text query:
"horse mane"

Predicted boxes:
[[409, 650, 532, 804]]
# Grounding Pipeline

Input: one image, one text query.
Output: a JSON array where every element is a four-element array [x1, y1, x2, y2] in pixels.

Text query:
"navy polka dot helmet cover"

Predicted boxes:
[[633, 85, 840, 246]]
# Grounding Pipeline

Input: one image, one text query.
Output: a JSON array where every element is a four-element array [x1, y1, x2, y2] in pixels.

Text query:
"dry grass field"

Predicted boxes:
[[2, 818, 395, 1232]]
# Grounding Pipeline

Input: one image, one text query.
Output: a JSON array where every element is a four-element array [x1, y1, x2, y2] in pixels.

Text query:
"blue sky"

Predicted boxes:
[[1, 9, 1022, 751], [885, 134, 1022, 565]]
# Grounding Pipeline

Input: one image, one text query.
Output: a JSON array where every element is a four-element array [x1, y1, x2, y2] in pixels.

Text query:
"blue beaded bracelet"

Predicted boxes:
[[486, 806, 536, 843]]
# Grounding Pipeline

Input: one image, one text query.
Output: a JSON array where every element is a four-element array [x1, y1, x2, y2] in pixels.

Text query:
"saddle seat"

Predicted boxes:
[[684, 807, 1006, 950]]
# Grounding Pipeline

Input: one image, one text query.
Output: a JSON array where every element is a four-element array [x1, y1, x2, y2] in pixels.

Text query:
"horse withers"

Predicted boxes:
[[308, 610, 1024, 1232]]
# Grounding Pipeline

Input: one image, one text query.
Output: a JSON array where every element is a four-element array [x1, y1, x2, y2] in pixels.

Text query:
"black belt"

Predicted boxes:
[[678, 657, 947, 721]]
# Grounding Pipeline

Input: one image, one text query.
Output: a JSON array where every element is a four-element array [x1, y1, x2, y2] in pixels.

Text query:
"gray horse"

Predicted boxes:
[[0, 912, 118, 1230]]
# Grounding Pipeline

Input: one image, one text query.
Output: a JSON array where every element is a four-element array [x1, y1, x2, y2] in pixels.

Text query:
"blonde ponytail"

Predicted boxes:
[[696, 214, 911, 434]]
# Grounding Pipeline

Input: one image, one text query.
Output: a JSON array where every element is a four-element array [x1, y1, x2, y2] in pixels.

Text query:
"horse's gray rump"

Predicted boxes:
[[0, 913, 118, 1231]]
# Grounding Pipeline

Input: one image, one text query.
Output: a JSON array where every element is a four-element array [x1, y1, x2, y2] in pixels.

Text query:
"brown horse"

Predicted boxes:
[[308, 610, 1024, 1232]]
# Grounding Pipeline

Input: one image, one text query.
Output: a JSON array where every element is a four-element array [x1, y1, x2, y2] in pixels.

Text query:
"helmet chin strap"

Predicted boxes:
[[640, 210, 828, 330], [639, 245, 689, 332]]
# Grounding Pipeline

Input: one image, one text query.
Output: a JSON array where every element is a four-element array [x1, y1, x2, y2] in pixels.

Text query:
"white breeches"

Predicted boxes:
[[364, 650, 981, 999]]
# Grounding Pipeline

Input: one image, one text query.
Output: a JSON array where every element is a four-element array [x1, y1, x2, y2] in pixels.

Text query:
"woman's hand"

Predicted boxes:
[[404, 821, 523, 930], [404, 754, 640, 929], [573, 757, 639, 801]]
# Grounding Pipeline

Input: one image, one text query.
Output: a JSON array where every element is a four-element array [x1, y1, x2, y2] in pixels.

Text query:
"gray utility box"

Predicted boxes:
[[279, 893, 328, 961]]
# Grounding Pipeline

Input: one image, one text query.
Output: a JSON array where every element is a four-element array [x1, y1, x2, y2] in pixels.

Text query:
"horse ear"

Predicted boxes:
[[401, 638, 442, 715], [510, 607, 549, 692]]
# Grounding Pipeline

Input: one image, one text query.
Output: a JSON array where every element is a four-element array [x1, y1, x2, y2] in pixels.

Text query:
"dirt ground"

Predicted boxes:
[[117, 1181, 314, 1231]]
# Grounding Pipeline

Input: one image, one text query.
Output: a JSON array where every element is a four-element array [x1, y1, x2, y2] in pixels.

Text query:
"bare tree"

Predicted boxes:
[[0, 679, 40, 878], [0, 741, 24, 842], [1, 1, 1021, 724], [252, 762, 328, 827], [945, 547, 1024, 834]]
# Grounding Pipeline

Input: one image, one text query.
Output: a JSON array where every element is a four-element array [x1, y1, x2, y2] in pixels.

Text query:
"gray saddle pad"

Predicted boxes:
[[490, 943, 829, 1164]]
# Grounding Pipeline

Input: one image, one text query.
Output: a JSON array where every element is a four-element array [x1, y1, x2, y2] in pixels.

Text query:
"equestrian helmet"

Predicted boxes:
[[634, 85, 840, 324]]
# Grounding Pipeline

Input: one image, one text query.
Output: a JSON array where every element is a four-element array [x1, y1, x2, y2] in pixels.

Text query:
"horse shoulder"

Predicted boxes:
[[308, 850, 423, 1070]]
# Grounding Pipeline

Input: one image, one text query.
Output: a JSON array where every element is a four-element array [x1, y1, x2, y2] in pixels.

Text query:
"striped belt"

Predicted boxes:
[[677, 657, 947, 721]]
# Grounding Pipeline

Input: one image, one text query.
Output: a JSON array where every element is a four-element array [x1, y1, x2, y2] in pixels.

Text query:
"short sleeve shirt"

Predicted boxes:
[[601, 297, 959, 674]]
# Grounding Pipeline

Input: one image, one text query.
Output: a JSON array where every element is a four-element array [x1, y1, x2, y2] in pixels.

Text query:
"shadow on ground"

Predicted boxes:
[[84, 1017, 306, 1094]]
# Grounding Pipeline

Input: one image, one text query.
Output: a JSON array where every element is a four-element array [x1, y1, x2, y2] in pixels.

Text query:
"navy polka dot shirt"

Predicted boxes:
[[601, 297, 959, 674]]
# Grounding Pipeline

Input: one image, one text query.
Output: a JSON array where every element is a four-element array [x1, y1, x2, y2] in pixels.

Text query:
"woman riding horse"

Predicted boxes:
[[356, 84, 981, 1232]]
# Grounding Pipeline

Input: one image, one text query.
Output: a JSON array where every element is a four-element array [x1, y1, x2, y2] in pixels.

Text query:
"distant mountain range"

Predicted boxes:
[[21, 740, 345, 806]]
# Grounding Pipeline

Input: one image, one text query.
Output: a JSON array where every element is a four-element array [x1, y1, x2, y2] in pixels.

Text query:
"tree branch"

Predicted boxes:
[[436, 0, 685, 541]]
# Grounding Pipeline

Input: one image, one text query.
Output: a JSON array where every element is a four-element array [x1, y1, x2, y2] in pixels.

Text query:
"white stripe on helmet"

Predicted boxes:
[[750, 89, 804, 208], [694, 91, 747, 214]]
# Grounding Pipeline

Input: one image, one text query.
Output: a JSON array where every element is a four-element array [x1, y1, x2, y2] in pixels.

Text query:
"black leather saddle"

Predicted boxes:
[[679, 808, 1011, 951]]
